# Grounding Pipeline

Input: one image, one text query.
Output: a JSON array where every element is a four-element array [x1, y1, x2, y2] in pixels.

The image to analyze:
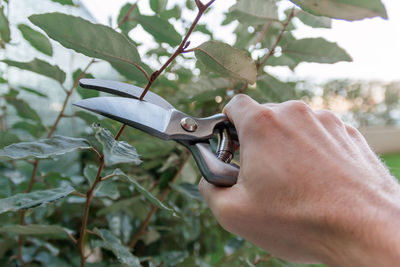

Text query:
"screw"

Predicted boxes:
[[180, 117, 198, 132]]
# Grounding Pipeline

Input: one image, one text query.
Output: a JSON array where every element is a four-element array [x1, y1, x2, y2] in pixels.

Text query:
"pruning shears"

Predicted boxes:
[[73, 79, 239, 187]]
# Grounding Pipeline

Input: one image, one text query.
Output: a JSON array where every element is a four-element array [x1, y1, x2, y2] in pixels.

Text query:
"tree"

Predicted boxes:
[[0, 0, 388, 266]]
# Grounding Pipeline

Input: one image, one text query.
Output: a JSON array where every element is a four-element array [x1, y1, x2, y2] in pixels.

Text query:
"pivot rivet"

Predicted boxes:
[[180, 117, 198, 132]]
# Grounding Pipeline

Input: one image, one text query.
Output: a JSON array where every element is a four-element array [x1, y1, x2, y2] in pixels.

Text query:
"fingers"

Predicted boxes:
[[223, 94, 260, 130]]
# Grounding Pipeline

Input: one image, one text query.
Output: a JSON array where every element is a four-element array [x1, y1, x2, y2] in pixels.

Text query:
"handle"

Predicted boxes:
[[189, 142, 239, 187], [179, 122, 239, 187]]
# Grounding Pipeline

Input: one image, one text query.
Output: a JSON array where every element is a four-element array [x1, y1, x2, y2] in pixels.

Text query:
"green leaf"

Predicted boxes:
[[5, 95, 42, 123], [194, 41, 257, 84], [29, 13, 142, 68], [0, 132, 20, 149], [93, 228, 141, 267], [0, 185, 75, 214], [111, 61, 151, 85], [170, 183, 204, 201], [137, 15, 181, 47], [290, 0, 387, 21], [229, 0, 279, 25], [72, 69, 97, 99], [0, 7, 10, 43], [0, 177, 11, 198], [50, 0, 75, 6], [12, 121, 46, 138], [117, 3, 140, 33], [295, 10, 332, 28], [84, 165, 120, 200], [150, 0, 168, 13], [0, 77, 7, 83], [0, 224, 73, 238], [18, 86, 48, 98], [257, 74, 297, 102], [113, 169, 175, 214], [1, 58, 66, 83], [92, 124, 141, 166], [0, 135, 91, 160], [281, 38, 352, 66], [18, 24, 53, 56]]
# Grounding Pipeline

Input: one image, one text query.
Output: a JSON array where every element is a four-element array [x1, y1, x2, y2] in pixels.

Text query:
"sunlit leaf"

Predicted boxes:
[[113, 169, 175, 215], [229, 0, 279, 25], [290, 0, 387, 21], [29, 13, 142, 68], [18, 24, 53, 56], [281, 38, 352, 65], [294, 10, 331, 28], [92, 124, 141, 166], [0, 135, 91, 160], [0, 185, 75, 214], [0, 7, 10, 43], [0, 224, 73, 238], [257, 74, 297, 102], [93, 228, 141, 267], [194, 41, 257, 84], [138, 15, 181, 47], [1, 58, 66, 83], [150, 0, 168, 13]]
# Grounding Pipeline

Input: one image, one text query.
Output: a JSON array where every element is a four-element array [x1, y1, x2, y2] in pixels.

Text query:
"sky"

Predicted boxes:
[[80, 0, 400, 83]]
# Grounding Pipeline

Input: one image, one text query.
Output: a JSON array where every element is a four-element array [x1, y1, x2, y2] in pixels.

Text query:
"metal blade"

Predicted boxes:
[[79, 79, 174, 110], [73, 97, 174, 140]]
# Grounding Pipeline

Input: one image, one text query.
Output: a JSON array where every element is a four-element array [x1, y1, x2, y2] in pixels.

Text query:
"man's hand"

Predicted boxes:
[[199, 95, 400, 266]]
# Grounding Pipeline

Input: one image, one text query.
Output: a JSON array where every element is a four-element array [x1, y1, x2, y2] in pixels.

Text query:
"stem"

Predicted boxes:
[[129, 152, 190, 250], [47, 58, 95, 137], [17, 58, 96, 265], [78, 156, 105, 267], [78, 124, 126, 266], [139, 0, 216, 100], [257, 9, 295, 71], [254, 21, 272, 47]]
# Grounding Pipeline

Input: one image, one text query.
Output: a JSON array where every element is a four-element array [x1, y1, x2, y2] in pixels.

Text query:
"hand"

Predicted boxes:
[[199, 95, 400, 266]]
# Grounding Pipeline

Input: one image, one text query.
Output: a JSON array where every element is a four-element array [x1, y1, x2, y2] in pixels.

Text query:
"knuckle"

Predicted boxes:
[[286, 100, 312, 115], [345, 124, 361, 138], [317, 110, 343, 127], [250, 107, 276, 124], [226, 94, 251, 110]]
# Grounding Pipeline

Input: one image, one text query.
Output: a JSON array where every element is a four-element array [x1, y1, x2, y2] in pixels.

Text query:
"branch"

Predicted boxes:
[[47, 58, 95, 137], [129, 152, 190, 249], [138, 0, 216, 100], [257, 8, 296, 71]]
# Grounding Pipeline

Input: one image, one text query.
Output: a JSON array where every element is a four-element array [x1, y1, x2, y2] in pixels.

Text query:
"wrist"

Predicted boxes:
[[321, 186, 400, 267]]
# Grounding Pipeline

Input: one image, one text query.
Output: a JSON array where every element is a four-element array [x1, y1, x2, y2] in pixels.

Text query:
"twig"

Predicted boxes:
[[139, 0, 216, 100], [129, 152, 190, 249], [100, 173, 117, 182], [78, 156, 105, 267], [257, 8, 295, 71], [254, 21, 272, 46], [17, 58, 96, 264], [47, 58, 95, 137]]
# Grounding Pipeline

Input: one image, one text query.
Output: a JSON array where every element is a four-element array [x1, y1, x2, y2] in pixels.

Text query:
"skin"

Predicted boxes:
[[199, 94, 400, 266]]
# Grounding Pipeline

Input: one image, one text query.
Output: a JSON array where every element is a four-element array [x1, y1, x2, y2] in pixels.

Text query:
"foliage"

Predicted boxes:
[[0, 0, 390, 266]]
